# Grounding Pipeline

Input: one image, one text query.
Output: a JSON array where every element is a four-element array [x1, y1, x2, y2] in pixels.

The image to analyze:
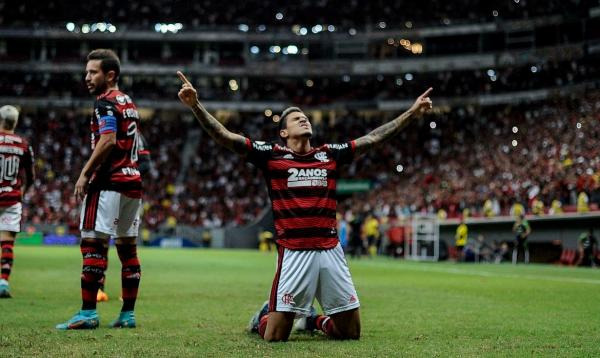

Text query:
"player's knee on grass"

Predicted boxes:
[[338, 324, 361, 340], [331, 309, 361, 340], [263, 312, 295, 342]]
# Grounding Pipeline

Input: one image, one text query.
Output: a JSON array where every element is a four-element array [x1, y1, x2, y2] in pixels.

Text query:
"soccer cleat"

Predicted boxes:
[[110, 310, 136, 328], [97, 288, 109, 302], [247, 300, 269, 333], [0, 279, 11, 298], [293, 306, 318, 332], [56, 310, 99, 330]]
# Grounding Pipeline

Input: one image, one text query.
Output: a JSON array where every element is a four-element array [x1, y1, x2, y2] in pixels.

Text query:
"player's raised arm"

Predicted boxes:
[[353, 87, 433, 156], [177, 71, 248, 155]]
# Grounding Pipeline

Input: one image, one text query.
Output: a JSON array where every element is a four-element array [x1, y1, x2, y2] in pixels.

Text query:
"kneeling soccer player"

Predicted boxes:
[[177, 70, 433, 341]]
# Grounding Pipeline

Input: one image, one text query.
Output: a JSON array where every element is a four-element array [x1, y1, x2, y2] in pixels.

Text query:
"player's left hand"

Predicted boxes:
[[410, 87, 433, 114], [74, 175, 89, 202]]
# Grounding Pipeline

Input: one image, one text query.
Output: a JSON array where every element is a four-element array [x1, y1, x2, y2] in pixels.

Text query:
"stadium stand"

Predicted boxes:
[[0, 0, 599, 242], [13, 90, 600, 232], [0, 0, 585, 28], [1, 58, 599, 102]]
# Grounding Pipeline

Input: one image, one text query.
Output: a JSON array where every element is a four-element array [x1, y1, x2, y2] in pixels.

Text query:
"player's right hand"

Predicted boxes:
[[177, 71, 198, 107], [74, 174, 89, 202]]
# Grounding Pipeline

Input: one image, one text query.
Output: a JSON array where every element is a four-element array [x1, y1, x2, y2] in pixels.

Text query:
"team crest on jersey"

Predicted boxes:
[[314, 152, 329, 162], [287, 168, 328, 188], [116, 95, 126, 104]]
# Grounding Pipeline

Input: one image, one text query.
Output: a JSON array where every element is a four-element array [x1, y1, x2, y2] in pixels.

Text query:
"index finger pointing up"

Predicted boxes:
[[420, 87, 433, 98], [177, 71, 191, 85]]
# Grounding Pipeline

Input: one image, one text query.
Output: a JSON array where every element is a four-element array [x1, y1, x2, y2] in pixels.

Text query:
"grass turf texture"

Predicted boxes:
[[1, 246, 599, 357]]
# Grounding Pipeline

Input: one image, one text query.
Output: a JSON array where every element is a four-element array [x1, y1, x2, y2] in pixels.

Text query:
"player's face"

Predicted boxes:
[[281, 112, 312, 141], [85, 60, 108, 95]]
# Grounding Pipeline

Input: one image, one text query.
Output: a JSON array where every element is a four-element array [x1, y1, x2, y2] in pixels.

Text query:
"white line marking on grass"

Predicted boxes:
[[406, 265, 600, 285]]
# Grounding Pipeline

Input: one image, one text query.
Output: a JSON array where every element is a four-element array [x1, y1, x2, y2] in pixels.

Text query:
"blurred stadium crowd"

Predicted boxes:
[[1, 0, 599, 236], [17, 89, 600, 232], [1, 58, 598, 104]]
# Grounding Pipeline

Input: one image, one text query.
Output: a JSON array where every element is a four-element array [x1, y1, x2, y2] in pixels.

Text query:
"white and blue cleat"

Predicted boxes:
[[247, 300, 269, 333], [56, 310, 100, 330], [0, 279, 11, 298], [110, 310, 136, 328]]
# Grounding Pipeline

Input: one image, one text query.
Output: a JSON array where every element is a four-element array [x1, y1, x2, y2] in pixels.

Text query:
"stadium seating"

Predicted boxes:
[[0, 0, 584, 28], [559, 248, 578, 266], [1, 0, 598, 232], [1, 59, 597, 102], [15, 89, 600, 231]]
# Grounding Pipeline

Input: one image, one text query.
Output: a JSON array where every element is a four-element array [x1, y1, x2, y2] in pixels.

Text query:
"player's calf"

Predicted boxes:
[[0, 239, 14, 298], [1, 240, 15, 282], [80, 239, 109, 310], [115, 241, 141, 313]]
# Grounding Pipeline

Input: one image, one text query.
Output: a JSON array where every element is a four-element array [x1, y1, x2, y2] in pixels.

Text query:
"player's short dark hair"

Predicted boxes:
[[278, 106, 302, 142], [87, 49, 121, 82]]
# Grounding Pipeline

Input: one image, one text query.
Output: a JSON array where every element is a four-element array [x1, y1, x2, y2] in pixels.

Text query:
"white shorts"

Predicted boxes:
[[270, 243, 360, 317], [0, 203, 21, 233], [79, 190, 142, 239]]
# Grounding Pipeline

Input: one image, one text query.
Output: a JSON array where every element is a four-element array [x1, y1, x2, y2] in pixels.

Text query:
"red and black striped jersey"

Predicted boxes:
[[245, 138, 355, 250], [0, 133, 34, 207], [89, 89, 142, 198]]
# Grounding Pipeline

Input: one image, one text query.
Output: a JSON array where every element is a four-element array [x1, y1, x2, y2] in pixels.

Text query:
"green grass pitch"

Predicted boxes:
[[1, 246, 599, 357]]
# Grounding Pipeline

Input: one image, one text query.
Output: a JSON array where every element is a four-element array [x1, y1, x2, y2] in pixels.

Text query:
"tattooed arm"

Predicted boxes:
[[354, 87, 433, 156], [177, 71, 248, 155]]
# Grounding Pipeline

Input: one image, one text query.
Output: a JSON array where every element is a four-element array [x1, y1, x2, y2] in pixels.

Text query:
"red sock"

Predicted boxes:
[[1, 241, 15, 281], [315, 315, 335, 336], [80, 240, 108, 310], [258, 314, 269, 338], [116, 243, 141, 312]]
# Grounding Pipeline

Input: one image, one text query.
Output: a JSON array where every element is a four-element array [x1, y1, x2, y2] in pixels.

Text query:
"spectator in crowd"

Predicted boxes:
[[337, 212, 349, 251], [577, 191, 589, 213], [455, 217, 468, 262], [349, 207, 366, 258], [363, 213, 380, 257], [512, 214, 531, 264]]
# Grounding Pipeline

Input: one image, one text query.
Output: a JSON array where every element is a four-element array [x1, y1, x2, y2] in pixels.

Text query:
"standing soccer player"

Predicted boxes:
[[0, 105, 35, 298], [57, 49, 143, 329], [96, 133, 151, 303], [177, 71, 432, 341]]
